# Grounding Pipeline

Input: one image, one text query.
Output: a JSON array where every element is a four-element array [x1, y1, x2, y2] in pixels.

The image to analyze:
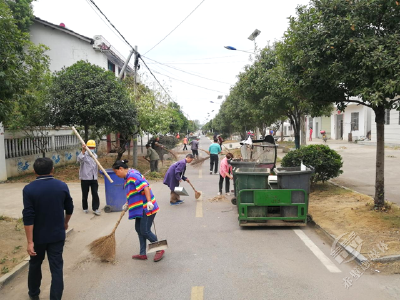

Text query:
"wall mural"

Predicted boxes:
[[17, 160, 30, 172], [52, 155, 61, 164]]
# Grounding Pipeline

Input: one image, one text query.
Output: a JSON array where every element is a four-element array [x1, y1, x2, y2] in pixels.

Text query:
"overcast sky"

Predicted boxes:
[[33, 0, 311, 124]]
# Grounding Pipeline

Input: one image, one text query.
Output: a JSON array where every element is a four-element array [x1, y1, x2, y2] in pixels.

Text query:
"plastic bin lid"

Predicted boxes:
[[275, 167, 314, 175], [235, 167, 270, 175], [99, 168, 116, 174]]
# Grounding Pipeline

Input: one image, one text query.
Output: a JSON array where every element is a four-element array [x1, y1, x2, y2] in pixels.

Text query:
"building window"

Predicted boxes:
[[385, 109, 390, 125], [351, 112, 359, 131], [108, 60, 115, 73], [308, 117, 313, 129]]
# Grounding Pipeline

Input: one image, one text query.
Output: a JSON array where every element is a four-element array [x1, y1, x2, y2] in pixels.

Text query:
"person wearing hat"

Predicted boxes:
[[144, 144, 160, 172], [77, 140, 100, 215]]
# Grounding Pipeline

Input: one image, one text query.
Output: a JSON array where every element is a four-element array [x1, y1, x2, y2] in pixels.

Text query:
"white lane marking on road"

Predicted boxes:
[[196, 193, 203, 218], [199, 169, 202, 178], [191, 286, 204, 300], [293, 229, 342, 273]]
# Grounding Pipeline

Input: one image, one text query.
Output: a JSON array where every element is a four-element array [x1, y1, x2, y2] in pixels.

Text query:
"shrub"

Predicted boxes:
[[281, 144, 343, 183]]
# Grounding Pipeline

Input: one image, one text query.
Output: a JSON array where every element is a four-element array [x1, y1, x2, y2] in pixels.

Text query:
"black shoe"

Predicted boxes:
[[30, 295, 40, 300]]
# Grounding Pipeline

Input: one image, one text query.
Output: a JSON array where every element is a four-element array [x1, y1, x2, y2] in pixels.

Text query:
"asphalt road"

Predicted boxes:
[[1, 135, 400, 299]]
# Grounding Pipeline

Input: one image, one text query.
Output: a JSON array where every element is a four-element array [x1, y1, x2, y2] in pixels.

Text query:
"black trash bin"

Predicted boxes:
[[275, 167, 314, 217]]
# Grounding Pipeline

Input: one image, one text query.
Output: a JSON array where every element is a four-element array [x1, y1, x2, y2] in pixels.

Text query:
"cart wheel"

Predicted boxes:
[[104, 205, 112, 213], [231, 197, 237, 205], [307, 214, 313, 222]]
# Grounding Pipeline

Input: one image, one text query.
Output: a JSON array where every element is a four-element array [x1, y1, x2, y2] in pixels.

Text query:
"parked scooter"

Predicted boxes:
[[320, 130, 327, 143]]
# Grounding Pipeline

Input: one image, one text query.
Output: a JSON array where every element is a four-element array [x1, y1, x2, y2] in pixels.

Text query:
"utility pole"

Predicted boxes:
[[118, 48, 135, 80], [132, 46, 139, 168]]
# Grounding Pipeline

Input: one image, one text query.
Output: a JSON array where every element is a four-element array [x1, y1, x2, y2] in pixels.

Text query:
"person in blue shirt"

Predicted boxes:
[[23, 157, 74, 300], [208, 139, 222, 175]]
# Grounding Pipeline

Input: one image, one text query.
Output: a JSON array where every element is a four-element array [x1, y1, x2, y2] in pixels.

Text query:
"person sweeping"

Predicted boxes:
[[112, 160, 165, 262], [163, 154, 194, 205]]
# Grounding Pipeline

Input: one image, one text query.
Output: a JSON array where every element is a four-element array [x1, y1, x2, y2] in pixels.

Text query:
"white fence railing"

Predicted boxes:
[[5, 135, 80, 159]]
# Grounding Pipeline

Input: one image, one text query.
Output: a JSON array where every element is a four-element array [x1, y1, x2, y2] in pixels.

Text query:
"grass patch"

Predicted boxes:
[[311, 183, 352, 196]]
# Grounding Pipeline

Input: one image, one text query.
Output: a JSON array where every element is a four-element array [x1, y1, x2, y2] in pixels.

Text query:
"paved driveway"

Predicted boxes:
[[278, 139, 400, 206]]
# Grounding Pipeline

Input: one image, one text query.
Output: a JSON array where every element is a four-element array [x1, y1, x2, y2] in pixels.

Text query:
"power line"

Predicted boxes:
[[151, 70, 227, 93], [146, 61, 248, 65], [139, 56, 174, 101], [85, 0, 127, 46], [142, 56, 231, 85], [144, 0, 206, 55], [87, 0, 176, 104], [87, 0, 136, 53]]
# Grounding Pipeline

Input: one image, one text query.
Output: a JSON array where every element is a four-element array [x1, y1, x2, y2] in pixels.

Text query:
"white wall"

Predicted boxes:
[[371, 109, 400, 145], [30, 22, 107, 72], [0, 124, 7, 181]]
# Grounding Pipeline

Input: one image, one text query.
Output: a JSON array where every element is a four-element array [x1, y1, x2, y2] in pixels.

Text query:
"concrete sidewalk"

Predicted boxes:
[[277, 138, 400, 206]]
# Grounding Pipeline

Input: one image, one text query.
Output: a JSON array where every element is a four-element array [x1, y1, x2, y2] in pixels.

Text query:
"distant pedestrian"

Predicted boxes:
[[183, 136, 188, 150], [163, 154, 194, 205], [23, 157, 74, 300], [176, 133, 180, 139], [209, 139, 222, 175], [77, 140, 100, 215], [144, 144, 160, 172], [218, 153, 234, 196], [309, 127, 313, 141], [217, 135, 224, 147], [151, 136, 165, 165], [189, 138, 199, 158], [112, 160, 164, 262]]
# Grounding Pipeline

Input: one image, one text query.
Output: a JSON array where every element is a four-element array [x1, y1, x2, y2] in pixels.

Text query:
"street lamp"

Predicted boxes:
[[248, 29, 261, 41], [224, 46, 254, 54]]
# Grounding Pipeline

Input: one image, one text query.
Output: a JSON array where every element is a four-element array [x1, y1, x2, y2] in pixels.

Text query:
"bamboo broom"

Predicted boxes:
[[88, 209, 126, 262]]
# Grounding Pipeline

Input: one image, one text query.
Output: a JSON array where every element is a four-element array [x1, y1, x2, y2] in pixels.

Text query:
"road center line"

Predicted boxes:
[[191, 286, 204, 300], [293, 229, 341, 273], [196, 193, 203, 218], [198, 169, 202, 178]]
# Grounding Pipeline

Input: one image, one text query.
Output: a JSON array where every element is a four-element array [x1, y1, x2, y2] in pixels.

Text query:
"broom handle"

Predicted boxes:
[[71, 126, 113, 183], [111, 209, 126, 234], [187, 181, 197, 193]]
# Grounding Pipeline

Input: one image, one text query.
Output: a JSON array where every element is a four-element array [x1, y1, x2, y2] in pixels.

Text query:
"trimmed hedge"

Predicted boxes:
[[281, 144, 343, 183]]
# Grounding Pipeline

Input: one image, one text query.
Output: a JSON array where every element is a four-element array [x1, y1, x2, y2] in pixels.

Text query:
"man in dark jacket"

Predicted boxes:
[[23, 158, 74, 300]]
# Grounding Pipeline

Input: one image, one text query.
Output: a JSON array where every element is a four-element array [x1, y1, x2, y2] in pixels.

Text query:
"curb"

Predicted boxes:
[[0, 228, 74, 290], [311, 221, 368, 265]]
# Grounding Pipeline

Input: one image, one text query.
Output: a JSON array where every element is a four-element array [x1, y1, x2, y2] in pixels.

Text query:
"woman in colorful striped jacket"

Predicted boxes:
[[112, 160, 164, 262]]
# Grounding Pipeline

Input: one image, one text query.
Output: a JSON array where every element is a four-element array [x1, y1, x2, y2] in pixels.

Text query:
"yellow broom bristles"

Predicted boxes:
[[89, 232, 116, 262]]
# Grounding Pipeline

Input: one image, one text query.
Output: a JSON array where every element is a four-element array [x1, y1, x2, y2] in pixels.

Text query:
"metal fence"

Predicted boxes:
[[5, 135, 80, 159]]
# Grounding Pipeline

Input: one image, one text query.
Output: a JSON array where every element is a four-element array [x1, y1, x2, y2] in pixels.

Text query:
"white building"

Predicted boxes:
[[30, 17, 135, 77], [370, 108, 400, 145]]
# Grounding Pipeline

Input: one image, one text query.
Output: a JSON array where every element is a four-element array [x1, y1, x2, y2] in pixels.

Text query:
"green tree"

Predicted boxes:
[[48, 61, 134, 142], [0, 0, 48, 123], [284, 0, 400, 207]]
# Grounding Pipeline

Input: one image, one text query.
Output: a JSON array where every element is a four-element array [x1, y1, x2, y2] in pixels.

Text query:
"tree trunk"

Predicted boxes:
[[133, 133, 138, 168], [84, 123, 89, 143], [116, 134, 128, 162], [300, 115, 306, 146], [374, 106, 385, 208]]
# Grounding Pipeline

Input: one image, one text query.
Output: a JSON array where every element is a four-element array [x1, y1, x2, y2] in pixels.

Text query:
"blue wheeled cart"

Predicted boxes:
[[99, 169, 126, 213]]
